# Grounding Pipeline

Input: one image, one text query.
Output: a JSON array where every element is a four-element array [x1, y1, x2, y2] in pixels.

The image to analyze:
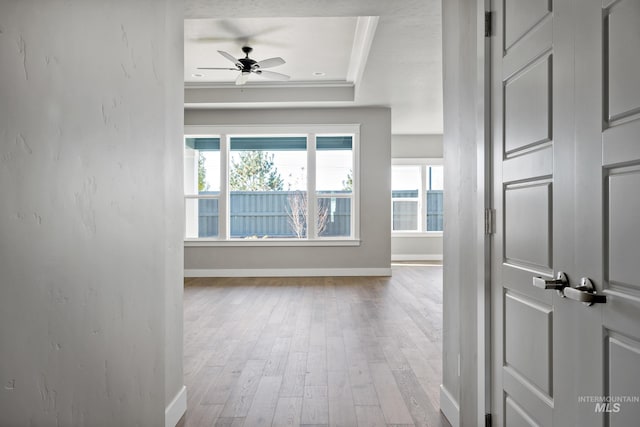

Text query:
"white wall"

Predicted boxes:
[[441, 0, 484, 425], [184, 107, 391, 275], [163, 1, 187, 424], [391, 134, 443, 158], [391, 235, 442, 261], [391, 134, 443, 261], [0, 2, 184, 426]]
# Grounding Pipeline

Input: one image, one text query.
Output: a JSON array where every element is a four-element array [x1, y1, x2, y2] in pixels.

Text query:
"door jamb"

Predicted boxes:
[[476, 0, 493, 425]]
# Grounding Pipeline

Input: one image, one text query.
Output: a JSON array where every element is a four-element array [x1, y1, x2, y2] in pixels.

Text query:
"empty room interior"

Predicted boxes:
[[180, 1, 447, 425], [2, 0, 639, 426]]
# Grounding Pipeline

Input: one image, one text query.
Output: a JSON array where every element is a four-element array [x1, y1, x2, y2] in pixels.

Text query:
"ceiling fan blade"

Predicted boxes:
[[256, 70, 290, 81], [217, 19, 248, 38], [193, 37, 290, 49], [217, 19, 285, 41], [197, 67, 239, 70], [218, 50, 241, 67], [193, 36, 237, 43], [254, 57, 285, 69], [235, 72, 251, 85]]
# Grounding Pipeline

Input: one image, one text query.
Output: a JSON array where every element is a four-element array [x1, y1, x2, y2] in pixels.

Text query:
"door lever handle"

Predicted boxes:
[[533, 272, 568, 291], [563, 277, 606, 306]]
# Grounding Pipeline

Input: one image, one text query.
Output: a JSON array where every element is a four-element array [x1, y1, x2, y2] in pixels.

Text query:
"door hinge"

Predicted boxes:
[[484, 208, 495, 235], [485, 413, 493, 427], [485, 11, 493, 37]]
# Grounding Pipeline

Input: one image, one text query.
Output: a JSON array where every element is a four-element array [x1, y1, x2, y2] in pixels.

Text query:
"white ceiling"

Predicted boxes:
[[185, 17, 361, 84], [184, 0, 443, 135]]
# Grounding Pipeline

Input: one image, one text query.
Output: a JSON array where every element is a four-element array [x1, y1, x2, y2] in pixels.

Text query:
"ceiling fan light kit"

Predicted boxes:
[[198, 46, 290, 85]]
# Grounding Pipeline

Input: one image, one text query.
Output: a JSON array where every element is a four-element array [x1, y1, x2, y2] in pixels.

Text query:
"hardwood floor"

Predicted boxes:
[[177, 265, 451, 427]]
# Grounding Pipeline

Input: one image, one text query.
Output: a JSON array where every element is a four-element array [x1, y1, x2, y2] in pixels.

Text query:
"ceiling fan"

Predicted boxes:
[[198, 46, 290, 85]]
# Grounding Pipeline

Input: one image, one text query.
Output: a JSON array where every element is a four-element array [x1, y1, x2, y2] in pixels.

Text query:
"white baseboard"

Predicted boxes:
[[440, 384, 460, 427], [391, 254, 443, 262], [184, 268, 392, 278], [165, 385, 187, 427]]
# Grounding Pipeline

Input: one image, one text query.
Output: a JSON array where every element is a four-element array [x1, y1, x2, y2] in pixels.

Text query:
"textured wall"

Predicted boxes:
[[164, 0, 186, 416], [0, 1, 184, 425], [442, 0, 481, 425], [184, 107, 391, 272]]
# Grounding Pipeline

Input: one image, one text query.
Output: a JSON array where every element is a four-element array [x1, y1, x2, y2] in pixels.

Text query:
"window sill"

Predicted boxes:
[[392, 231, 443, 238], [184, 238, 361, 247]]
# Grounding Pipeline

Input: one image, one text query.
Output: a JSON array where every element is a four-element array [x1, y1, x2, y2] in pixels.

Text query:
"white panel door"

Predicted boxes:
[[491, 0, 640, 425]]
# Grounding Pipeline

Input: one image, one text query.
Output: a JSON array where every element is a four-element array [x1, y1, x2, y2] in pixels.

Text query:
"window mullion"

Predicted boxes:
[[219, 134, 229, 240], [352, 131, 359, 239], [307, 133, 317, 239], [184, 148, 198, 238], [421, 165, 427, 232]]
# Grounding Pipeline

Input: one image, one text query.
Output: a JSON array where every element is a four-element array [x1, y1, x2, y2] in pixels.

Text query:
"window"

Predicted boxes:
[[184, 126, 359, 243], [229, 136, 308, 239], [392, 160, 443, 232], [316, 136, 353, 238], [185, 138, 220, 238]]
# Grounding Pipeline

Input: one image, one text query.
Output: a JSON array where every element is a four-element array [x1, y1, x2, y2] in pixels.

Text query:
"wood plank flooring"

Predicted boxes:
[[177, 264, 451, 427]]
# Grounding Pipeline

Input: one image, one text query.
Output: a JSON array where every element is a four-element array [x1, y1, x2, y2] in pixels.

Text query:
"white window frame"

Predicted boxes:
[[391, 158, 443, 236], [184, 124, 360, 246]]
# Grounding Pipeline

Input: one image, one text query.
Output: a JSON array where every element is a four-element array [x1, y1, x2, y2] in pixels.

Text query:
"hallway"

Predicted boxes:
[[178, 265, 450, 426]]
